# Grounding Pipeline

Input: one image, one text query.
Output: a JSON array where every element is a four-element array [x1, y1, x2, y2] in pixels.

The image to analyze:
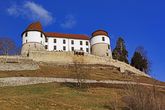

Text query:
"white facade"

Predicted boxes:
[[90, 35, 110, 46], [21, 22, 111, 57], [45, 37, 90, 53], [22, 31, 45, 45], [90, 34, 112, 57]]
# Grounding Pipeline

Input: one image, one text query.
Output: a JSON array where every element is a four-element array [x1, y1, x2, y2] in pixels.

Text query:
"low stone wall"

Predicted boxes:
[[28, 51, 73, 64], [0, 53, 150, 77], [109, 59, 150, 77], [28, 51, 150, 77], [0, 56, 39, 71]]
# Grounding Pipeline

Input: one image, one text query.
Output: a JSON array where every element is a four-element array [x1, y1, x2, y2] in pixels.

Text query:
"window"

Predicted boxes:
[[80, 41, 83, 45], [63, 46, 66, 50], [71, 47, 74, 51], [41, 33, 43, 38], [45, 45, 48, 49], [71, 40, 74, 44], [25, 32, 28, 37], [86, 48, 89, 52], [86, 41, 88, 46], [108, 44, 110, 49], [102, 37, 105, 41], [80, 47, 83, 51], [54, 39, 56, 43], [54, 46, 56, 50], [63, 40, 66, 44], [45, 38, 48, 42]]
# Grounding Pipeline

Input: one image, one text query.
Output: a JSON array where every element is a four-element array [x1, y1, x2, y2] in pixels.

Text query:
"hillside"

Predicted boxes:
[[0, 62, 164, 86], [0, 82, 164, 110], [0, 62, 164, 110]]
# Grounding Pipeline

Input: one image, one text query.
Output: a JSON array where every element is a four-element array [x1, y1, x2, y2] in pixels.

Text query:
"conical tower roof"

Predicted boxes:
[[26, 21, 43, 32]]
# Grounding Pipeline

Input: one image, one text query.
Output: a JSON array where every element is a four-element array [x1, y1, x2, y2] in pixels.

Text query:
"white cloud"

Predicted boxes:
[[60, 15, 76, 29], [7, 1, 54, 26], [7, 4, 20, 17]]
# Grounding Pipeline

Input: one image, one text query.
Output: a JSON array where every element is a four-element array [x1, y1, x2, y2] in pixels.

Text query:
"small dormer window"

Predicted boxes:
[[102, 37, 105, 41], [25, 32, 28, 37]]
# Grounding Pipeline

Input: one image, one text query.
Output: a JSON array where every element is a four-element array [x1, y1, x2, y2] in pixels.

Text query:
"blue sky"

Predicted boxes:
[[0, 0, 165, 81]]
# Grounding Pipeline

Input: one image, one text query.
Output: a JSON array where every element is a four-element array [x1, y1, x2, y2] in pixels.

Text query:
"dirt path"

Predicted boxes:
[[0, 77, 164, 88]]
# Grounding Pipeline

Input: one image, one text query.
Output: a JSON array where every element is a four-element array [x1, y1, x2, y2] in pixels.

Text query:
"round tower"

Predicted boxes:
[[90, 30, 112, 58], [21, 22, 46, 56]]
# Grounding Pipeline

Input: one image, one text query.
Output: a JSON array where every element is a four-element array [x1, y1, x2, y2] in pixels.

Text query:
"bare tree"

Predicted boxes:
[[0, 37, 16, 55], [0, 37, 17, 63], [72, 55, 90, 89], [122, 82, 165, 110]]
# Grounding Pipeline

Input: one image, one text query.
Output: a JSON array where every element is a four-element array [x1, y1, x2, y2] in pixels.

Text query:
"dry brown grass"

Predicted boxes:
[[0, 82, 164, 110], [122, 83, 165, 110], [0, 63, 164, 86], [0, 83, 125, 110], [0, 62, 164, 110]]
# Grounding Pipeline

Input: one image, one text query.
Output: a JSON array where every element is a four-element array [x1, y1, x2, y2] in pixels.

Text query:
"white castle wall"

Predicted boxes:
[[90, 35, 110, 46], [22, 31, 45, 45], [90, 35, 112, 57], [45, 37, 90, 53]]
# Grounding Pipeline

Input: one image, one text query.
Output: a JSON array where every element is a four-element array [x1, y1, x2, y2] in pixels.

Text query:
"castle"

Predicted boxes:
[[21, 22, 112, 58], [19, 22, 150, 78]]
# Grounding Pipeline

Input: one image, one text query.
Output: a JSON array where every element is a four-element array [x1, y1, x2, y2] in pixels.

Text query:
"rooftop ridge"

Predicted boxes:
[[44, 32, 89, 40]]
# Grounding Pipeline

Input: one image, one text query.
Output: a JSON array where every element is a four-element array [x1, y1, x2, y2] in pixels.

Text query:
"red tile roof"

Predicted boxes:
[[45, 32, 89, 40], [25, 22, 89, 40], [92, 30, 108, 37], [26, 22, 43, 32]]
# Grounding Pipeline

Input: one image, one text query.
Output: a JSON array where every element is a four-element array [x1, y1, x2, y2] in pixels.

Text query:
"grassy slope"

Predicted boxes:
[[0, 83, 126, 110], [0, 63, 164, 110], [0, 63, 164, 86]]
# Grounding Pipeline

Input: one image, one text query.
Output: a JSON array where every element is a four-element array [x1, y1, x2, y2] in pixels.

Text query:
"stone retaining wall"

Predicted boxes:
[[28, 51, 150, 77], [0, 56, 39, 71], [0, 52, 150, 77]]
